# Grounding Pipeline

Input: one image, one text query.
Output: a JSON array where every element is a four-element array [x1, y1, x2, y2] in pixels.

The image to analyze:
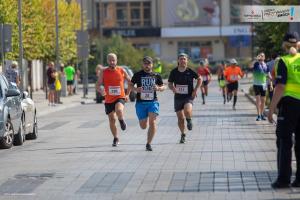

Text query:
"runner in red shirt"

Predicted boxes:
[[197, 59, 212, 104], [97, 53, 131, 147]]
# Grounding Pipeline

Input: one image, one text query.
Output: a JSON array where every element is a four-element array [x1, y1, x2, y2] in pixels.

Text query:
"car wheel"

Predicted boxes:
[[0, 119, 14, 149], [26, 113, 38, 140], [14, 115, 25, 146]]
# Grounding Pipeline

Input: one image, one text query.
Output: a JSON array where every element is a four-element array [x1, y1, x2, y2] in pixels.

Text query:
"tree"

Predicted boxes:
[[89, 35, 155, 73], [0, 0, 82, 63]]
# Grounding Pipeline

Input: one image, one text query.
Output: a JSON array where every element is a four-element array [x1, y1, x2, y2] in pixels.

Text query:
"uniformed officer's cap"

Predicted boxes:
[[283, 32, 299, 43]]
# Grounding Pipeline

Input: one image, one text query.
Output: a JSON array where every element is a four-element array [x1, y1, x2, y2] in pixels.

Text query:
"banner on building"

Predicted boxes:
[[240, 6, 300, 22], [162, 0, 220, 27]]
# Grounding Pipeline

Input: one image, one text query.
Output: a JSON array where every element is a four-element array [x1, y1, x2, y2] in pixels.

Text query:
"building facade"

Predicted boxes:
[[82, 0, 253, 62]]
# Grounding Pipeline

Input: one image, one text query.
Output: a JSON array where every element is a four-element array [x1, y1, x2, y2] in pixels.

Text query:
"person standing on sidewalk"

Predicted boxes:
[[5, 61, 20, 86], [266, 53, 278, 102], [268, 32, 300, 189], [129, 56, 165, 151], [217, 61, 227, 104], [168, 53, 202, 144], [249, 53, 272, 121], [47, 62, 56, 106], [224, 58, 244, 110], [97, 53, 131, 147], [64, 63, 75, 96], [197, 59, 212, 105]]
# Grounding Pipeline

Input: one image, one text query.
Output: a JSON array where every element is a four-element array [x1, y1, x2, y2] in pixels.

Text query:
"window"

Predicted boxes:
[[114, 1, 151, 27], [116, 3, 128, 27]]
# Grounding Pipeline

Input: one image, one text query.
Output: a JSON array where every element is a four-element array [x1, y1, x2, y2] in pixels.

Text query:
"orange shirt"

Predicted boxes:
[[224, 65, 244, 83], [103, 67, 125, 103]]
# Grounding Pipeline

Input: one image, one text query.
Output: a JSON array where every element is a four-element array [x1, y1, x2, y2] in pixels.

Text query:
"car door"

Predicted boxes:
[[1, 75, 21, 132]]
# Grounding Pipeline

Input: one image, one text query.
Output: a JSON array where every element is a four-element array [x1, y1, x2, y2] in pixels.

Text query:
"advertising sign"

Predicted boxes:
[[240, 6, 300, 22]]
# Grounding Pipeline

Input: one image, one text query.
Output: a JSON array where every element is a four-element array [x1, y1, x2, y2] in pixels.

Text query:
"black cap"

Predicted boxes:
[[178, 53, 188, 59], [283, 32, 299, 43], [143, 56, 153, 63], [199, 60, 205, 65]]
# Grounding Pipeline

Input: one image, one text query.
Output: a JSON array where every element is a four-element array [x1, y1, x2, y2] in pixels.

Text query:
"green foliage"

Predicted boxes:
[[89, 35, 155, 73], [0, 0, 81, 63]]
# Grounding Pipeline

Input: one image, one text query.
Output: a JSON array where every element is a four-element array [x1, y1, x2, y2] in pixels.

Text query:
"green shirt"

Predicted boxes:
[[64, 66, 75, 81]]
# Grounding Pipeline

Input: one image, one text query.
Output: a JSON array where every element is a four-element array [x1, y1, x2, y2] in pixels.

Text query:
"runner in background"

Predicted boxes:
[[217, 61, 227, 104], [249, 53, 272, 121], [197, 59, 212, 104], [224, 58, 244, 110]]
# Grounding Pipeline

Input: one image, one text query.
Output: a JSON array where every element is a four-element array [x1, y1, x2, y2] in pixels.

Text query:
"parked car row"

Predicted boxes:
[[0, 74, 38, 149], [95, 65, 137, 103]]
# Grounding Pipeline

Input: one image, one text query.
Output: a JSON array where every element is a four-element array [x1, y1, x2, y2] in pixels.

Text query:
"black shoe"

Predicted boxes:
[[223, 99, 226, 104], [292, 179, 300, 187], [180, 134, 186, 144], [261, 115, 266, 120], [202, 101, 205, 105], [271, 180, 290, 189], [119, 120, 127, 131], [146, 143, 152, 151], [187, 119, 193, 131], [112, 138, 119, 147]]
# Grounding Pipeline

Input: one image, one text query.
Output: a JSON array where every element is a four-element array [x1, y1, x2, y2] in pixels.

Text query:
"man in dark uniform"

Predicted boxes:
[[268, 32, 300, 188]]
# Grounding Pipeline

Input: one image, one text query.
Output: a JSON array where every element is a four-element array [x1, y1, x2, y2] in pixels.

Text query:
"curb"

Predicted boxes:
[[37, 99, 95, 117]]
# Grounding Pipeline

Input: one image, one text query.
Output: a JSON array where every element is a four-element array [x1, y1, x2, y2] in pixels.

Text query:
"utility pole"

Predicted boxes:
[[99, 0, 103, 64], [18, 0, 24, 91], [81, 0, 89, 98], [55, 0, 60, 71]]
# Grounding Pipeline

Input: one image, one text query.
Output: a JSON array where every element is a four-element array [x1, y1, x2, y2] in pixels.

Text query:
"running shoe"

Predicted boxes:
[[146, 143, 152, 151], [232, 106, 236, 110], [119, 120, 127, 131], [256, 115, 261, 121], [187, 119, 193, 131], [180, 134, 186, 144], [271, 180, 290, 189], [261, 115, 266, 120], [292, 179, 300, 187], [112, 137, 119, 147]]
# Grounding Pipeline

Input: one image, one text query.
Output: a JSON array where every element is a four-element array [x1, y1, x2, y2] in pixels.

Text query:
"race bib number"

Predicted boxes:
[[108, 86, 121, 96], [230, 75, 238, 81], [202, 75, 208, 81], [141, 89, 154, 100], [176, 85, 188, 94]]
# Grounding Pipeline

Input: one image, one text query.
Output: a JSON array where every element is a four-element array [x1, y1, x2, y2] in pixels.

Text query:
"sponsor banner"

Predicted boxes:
[[240, 5, 300, 22]]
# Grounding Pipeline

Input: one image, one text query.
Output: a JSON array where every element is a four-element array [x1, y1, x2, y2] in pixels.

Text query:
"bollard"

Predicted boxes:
[[60, 75, 67, 97]]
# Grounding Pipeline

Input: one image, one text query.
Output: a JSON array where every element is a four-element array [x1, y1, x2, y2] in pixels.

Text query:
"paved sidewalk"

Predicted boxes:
[[32, 85, 95, 117]]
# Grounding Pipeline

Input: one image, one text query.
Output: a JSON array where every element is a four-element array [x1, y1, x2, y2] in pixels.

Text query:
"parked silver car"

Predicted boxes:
[[21, 91, 37, 140], [0, 74, 23, 149]]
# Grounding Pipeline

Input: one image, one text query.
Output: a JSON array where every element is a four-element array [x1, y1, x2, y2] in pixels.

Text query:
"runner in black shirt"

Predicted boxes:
[[130, 56, 165, 151], [168, 53, 202, 144]]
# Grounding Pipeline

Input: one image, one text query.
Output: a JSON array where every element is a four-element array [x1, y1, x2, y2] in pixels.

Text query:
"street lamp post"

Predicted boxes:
[[18, 0, 24, 91], [55, 0, 60, 71]]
